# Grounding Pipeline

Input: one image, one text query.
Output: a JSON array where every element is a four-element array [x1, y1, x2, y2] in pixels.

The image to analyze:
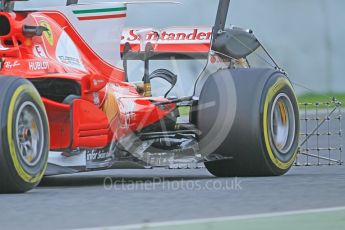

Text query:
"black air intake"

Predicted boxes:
[[0, 15, 10, 36]]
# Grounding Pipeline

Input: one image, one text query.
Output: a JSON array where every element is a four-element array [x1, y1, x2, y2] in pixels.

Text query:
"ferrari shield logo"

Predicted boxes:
[[40, 21, 54, 46]]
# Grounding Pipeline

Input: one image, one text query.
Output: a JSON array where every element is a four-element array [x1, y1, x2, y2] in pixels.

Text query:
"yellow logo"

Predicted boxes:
[[39, 21, 54, 46]]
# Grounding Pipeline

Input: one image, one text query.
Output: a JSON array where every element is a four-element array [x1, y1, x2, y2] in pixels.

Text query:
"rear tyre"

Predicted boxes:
[[199, 69, 299, 176], [0, 77, 49, 193]]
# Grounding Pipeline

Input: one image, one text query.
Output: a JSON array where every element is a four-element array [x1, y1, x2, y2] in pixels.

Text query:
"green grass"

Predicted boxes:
[[297, 93, 344, 109], [178, 106, 190, 116], [298, 93, 345, 104], [177, 93, 344, 116]]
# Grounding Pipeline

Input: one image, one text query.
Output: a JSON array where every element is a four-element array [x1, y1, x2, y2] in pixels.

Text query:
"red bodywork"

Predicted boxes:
[[0, 10, 178, 152]]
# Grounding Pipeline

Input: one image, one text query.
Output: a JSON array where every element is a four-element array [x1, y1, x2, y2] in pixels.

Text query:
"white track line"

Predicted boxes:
[[76, 206, 345, 230]]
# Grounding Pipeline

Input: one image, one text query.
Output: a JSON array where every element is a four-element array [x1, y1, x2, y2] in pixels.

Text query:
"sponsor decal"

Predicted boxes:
[[33, 44, 47, 58], [93, 92, 100, 105], [121, 28, 212, 44], [4, 61, 20, 69], [58, 56, 82, 66], [56, 31, 86, 71], [28, 61, 49, 71], [73, 7, 127, 21], [86, 149, 112, 161], [93, 79, 105, 86], [39, 21, 54, 46], [118, 98, 136, 128]]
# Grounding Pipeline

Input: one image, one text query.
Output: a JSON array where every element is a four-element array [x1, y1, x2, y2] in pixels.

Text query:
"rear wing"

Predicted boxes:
[[121, 27, 212, 60], [120, 0, 232, 60]]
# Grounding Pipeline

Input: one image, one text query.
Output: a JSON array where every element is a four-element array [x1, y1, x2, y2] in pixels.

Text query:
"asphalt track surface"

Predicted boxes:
[[0, 166, 344, 230], [0, 111, 344, 230]]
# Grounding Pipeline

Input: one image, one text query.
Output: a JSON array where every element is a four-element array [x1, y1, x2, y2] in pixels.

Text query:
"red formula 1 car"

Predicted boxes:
[[0, 0, 299, 193]]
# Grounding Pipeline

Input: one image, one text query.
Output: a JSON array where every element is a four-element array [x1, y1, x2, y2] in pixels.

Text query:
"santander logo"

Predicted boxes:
[[121, 27, 212, 44]]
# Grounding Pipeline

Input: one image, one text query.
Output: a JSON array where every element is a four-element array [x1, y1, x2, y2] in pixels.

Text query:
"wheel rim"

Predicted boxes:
[[15, 101, 44, 167], [270, 93, 296, 154]]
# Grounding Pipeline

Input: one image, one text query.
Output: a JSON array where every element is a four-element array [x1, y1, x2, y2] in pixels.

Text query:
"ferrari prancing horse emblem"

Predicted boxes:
[[40, 20, 54, 46]]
